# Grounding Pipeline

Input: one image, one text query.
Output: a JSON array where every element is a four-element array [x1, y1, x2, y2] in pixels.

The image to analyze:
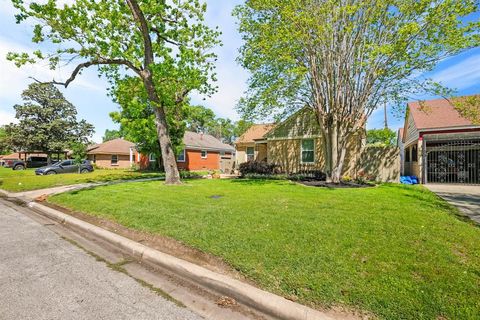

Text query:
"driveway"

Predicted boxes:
[[0, 199, 202, 320], [425, 184, 480, 224]]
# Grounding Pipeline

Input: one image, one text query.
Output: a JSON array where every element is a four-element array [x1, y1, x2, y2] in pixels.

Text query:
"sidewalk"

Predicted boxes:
[[0, 177, 163, 201]]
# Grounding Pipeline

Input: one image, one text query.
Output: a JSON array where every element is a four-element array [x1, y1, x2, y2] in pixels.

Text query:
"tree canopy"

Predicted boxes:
[[5, 82, 94, 160], [367, 128, 397, 146], [0, 126, 12, 155], [8, 0, 220, 184], [235, 0, 480, 181], [102, 129, 122, 142], [452, 95, 480, 125], [109, 76, 186, 164]]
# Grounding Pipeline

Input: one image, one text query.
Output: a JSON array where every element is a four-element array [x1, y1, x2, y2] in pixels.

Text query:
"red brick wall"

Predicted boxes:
[[177, 149, 222, 171]]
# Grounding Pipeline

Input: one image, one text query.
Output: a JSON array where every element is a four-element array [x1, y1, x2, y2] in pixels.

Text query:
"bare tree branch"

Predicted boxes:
[[32, 59, 141, 87]]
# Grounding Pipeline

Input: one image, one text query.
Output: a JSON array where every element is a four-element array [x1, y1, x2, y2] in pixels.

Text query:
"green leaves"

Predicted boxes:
[[6, 83, 94, 154], [367, 128, 397, 146], [235, 0, 480, 121]]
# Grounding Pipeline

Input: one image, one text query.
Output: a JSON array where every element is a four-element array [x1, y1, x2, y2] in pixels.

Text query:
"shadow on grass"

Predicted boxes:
[[229, 178, 287, 186]]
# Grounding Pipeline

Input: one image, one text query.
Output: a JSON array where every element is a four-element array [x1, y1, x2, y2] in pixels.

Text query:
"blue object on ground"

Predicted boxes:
[[400, 176, 419, 185]]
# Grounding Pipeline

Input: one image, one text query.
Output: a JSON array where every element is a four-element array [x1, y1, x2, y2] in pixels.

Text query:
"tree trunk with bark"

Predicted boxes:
[[142, 74, 181, 185], [321, 124, 347, 183]]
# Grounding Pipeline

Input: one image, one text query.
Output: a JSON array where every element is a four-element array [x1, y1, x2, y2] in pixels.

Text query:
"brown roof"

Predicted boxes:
[[183, 131, 235, 152], [236, 124, 275, 144], [408, 97, 476, 130], [87, 138, 135, 155], [0, 152, 48, 159], [0, 152, 21, 159]]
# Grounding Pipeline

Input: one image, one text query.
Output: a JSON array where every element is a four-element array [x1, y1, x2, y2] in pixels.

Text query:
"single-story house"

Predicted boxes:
[[87, 138, 142, 169], [175, 131, 235, 172], [235, 124, 275, 166], [400, 97, 480, 184], [235, 107, 400, 181]]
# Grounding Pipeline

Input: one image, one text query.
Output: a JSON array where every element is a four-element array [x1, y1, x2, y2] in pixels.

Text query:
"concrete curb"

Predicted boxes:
[[25, 200, 335, 320]]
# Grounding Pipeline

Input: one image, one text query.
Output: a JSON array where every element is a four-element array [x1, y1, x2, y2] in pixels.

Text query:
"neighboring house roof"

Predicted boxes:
[[0, 152, 49, 159], [407, 98, 475, 130], [0, 152, 21, 159], [183, 131, 235, 152], [87, 138, 136, 155], [236, 124, 275, 144]]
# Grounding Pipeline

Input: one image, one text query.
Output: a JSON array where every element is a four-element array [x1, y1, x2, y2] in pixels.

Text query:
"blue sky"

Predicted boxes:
[[0, 1, 479, 142]]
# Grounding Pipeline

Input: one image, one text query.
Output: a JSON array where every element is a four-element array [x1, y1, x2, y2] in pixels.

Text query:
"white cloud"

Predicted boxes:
[[430, 54, 480, 91], [0, 109, 16, 125]]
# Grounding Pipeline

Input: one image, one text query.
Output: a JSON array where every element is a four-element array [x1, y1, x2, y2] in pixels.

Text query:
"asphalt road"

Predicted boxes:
[[0, 199, 203, 320]]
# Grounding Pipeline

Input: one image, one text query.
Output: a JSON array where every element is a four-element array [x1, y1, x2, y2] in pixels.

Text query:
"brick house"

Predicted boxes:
[[400, 97, 480, 184], [175, 131, 235, 172], [87, 138, 141, 169]]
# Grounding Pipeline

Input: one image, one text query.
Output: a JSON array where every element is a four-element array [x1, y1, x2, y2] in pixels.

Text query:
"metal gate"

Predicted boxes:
[[425, 139, 480, 184]]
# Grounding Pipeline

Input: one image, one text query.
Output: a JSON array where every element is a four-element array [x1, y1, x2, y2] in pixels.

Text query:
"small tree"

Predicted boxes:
[[109, 76, 187, 168], [367, 128, 397, 146], [8, 0, 220, 185], [234, 0, 480, 182], [6, 83, 94, 162], [70, 142, 88, 173], [0, 126, 12, 155]]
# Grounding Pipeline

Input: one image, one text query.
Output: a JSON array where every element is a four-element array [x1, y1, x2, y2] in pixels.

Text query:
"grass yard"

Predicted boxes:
[[0, 166, 163, 192], [49, 179, 480, 319]]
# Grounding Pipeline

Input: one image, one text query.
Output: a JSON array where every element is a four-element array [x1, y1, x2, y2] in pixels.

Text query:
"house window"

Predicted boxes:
[[92, 155, 96, 163], [111, 155, 118, 165], [149, 153, 156, 162], [201, 150, 207, 159], [246, 147, 254, 161], [412, 145, 418, 162], [177, 149, 186, 162], [405, 146, 411, 162], [301, 139, 315, 163]]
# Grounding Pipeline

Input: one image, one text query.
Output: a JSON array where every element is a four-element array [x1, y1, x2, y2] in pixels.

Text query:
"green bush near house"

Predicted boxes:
[[49, 179, 480, 319]]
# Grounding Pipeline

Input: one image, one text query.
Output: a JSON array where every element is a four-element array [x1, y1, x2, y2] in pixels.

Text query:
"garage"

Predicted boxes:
[[425, 138, 480, 184]]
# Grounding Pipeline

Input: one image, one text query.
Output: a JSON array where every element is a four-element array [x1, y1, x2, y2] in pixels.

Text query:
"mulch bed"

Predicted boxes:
[[298, 180, 374, 188]]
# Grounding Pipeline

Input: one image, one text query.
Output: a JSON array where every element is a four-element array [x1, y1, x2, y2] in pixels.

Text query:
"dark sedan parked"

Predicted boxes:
[[35, 160, 94, 175]]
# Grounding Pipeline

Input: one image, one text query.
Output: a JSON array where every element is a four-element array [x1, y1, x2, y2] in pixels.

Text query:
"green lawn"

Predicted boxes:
[[49, 179, 480, 319], [0, 166, 163, 192]]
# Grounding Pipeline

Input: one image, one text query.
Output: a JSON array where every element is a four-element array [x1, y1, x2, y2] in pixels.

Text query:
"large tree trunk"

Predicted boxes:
[[320, 119, 347, 183], [142, 76, 181, 185]]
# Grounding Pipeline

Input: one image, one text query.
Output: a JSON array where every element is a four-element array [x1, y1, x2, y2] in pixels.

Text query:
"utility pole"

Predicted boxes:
[[384, 101, 388, 129]]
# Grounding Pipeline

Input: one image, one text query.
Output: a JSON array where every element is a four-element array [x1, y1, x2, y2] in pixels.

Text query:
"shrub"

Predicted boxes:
[[179, 170, 204, 179], [288, 170, 326, 181], [239, 161, 277, 176], [242, 173, 288, 180]]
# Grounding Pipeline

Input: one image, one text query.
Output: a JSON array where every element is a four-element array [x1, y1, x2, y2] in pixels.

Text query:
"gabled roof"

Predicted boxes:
[[87, 138, 135, 155], [407, 97, 477, 130], [184, 131, 235, 152], [235, 124, 275, 144]]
